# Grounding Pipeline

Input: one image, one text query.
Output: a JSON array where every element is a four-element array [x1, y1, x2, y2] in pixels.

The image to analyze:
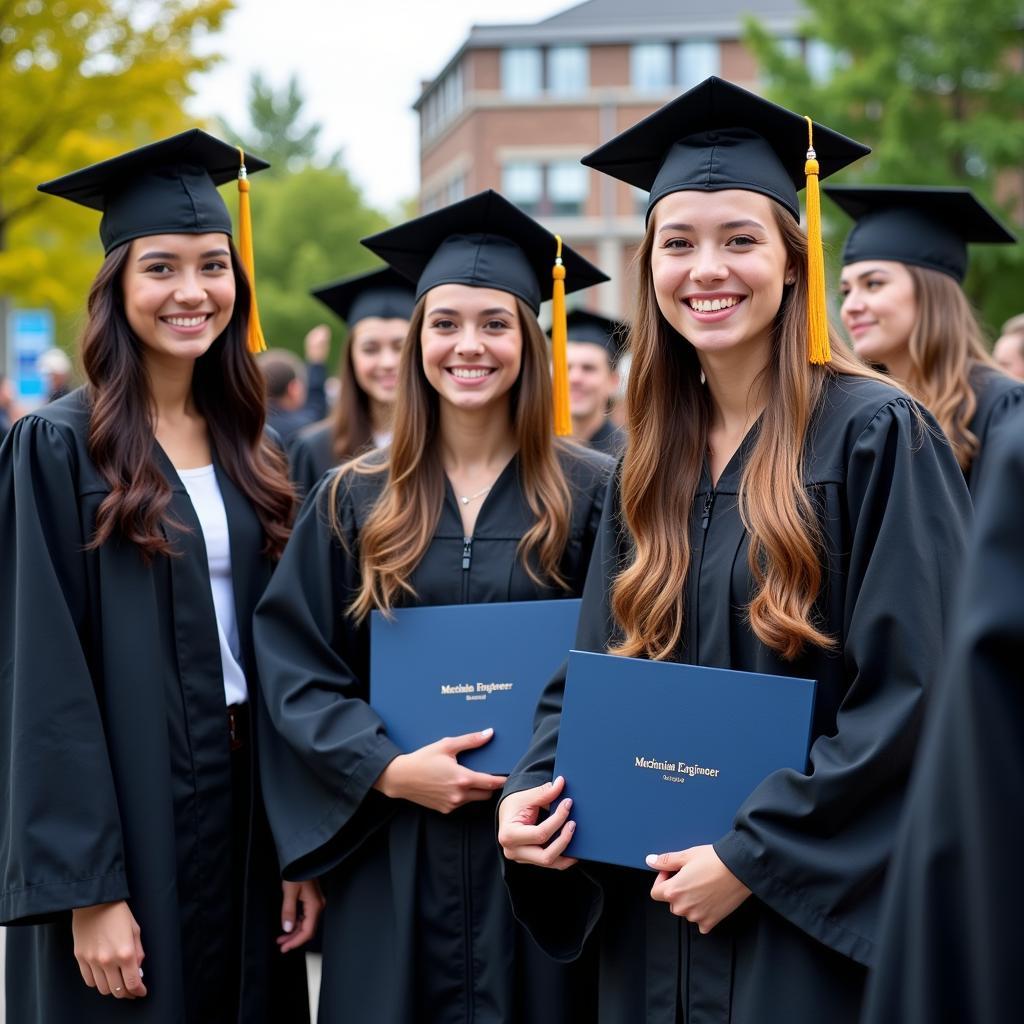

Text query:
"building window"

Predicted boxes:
[[631, 43, 672, 91], [503, 161, 544, 214], [447, 173, 467, 205], [548, 161, 589, 216], [633, 186, 650, 217], [676, 41, 719, 91], [548, 45, 588, 96], [502, 47, 543, 98]]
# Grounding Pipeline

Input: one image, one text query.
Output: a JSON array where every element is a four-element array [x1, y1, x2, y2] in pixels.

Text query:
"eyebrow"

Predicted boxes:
[[427, 306, 516, 318], [657, 219, 766, 234], [851, 268, 890, 282], [136, 248, 230, 261]]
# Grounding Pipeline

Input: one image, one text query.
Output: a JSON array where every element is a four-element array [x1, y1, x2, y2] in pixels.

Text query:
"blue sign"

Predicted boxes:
[[7, 308, 54, 403]]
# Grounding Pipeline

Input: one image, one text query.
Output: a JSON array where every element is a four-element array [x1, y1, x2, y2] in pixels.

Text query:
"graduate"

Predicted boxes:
[[830, 185, 1024, 497], [861, 403, 1024, 1024], [0, 130, 319, 1023], [562, 309, 628, 457], [497, 77, 973, 1024], [253, 189, 613, 1022], [289, 267, 415, 496]]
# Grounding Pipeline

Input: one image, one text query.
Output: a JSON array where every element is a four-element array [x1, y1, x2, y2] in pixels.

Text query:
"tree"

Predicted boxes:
[[221, 72, 337, 174], [218, 72, 390, 359], [745, 0, 1024, 331], [0, 0, 232, 356], [240, 165, 390, 358]]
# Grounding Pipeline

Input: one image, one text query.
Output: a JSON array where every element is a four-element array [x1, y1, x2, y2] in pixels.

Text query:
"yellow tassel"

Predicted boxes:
[[803, 117, 831, 365], [236, 148, 266, 354], [551, 235, 571, 436]]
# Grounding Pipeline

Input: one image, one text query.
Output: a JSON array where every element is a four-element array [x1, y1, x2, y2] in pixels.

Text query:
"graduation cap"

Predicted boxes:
[[362, 190, 610, 434], [561, 309, 627, 366], [825, 186, 1017, 283], [582, 76, 871, 364], [38, 129, 271, 353], [311, 267, 416, 327]]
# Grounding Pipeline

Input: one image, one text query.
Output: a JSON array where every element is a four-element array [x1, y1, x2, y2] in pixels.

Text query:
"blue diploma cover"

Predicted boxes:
[[553, 651, 816, 869], [371, 600, 581, 774]]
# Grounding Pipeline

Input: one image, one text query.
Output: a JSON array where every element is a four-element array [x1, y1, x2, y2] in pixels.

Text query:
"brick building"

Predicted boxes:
[[414, 0, 830, 315]]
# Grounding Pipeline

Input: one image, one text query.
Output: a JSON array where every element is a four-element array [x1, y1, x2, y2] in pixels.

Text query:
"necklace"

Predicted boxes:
[[459, 484, 492, 506]]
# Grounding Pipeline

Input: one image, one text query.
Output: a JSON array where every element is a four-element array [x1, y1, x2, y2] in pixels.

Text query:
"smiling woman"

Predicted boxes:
[[253, 190, 614, 1023], [497, 77, 973, 1024], [0, 130, 316, 1024]]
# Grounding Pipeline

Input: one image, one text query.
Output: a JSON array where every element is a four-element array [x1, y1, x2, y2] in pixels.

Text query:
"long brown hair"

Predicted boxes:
[[330, 295, 572, 621], [82, 240, 294, 561], [899, 265, 998, 471], [611, 204, 893, 662]]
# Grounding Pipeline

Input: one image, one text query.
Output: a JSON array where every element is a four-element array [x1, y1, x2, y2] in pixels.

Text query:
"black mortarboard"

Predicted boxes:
[[582, 76, 870, 364], [361, 190, 608, 314], [825, 186, 1017, 283], [561, 309, 627, 364], [582, 76, 869, 223], [38, 128, 270, 255], [311, 267, 416, 327]]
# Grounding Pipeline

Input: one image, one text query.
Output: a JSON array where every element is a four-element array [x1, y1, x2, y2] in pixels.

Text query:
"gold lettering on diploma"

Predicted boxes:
[[440, 682, 515, 702], [633, 755, 721, 784]]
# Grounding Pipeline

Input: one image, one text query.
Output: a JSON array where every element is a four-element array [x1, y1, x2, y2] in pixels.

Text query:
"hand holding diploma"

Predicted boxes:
[[498, 775, 578, 871], [374, 728, 507, 813], [647, 845, 751, 933]]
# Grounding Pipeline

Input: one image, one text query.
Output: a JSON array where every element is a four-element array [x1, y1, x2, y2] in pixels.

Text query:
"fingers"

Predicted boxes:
[[278, 881, 325, 953], [280, 882, 299, 935], [77, 959, 97, 990], [462, 770, 507, 791], [278, 910, 316, 954], [645, 850, 688, 873], [503, 817, 579, 870], [500, 796, 573, 850], [120, 963, 148, 998], [442, 727, 494, 753]]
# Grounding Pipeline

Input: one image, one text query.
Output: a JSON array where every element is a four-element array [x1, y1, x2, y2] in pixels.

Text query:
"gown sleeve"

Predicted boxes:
[[499, 470, 623, 960], [286, 432, 323, 501], [713, 397, 973, 965], [967, 378, 1024, 501], [253, 471, 403, 880], [862, 415, 1024, 1023], [0, 417, 129, 923]]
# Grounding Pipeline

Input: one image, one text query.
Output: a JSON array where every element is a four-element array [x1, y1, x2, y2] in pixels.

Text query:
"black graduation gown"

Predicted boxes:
[[586, 419, 626, 458], [253, 445, 614, 1023], [502, 375, 973, 1024], [861, 404, 1024, 1024], [288, 420, 336, 497], [965, 363, 1024, 498], [0, 390, 308, 1024]]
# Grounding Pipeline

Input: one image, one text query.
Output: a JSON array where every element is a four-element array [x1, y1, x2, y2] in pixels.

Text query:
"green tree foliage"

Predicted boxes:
[[242, 165, 389, 358], [746, 0, 1024, 331], [0, 0, 232, 349], [221, 72, 336, 173], [221, 74, 390, 360]]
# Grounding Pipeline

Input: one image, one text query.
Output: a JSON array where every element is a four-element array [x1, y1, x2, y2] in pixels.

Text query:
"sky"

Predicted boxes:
[[188, 0, 572, 213]]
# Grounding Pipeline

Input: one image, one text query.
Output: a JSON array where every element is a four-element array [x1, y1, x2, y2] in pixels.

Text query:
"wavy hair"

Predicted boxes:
[[611, 204, 893, 662], [82, 240, 294, 561], [329, 295, 572, 621], [899, 265, 999, 471]]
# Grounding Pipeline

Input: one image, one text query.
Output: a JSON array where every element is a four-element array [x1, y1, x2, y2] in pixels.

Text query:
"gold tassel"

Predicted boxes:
[[551, 235, 571, 436], [237, 148, 266, 354], [803, 116, 831, 365]]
